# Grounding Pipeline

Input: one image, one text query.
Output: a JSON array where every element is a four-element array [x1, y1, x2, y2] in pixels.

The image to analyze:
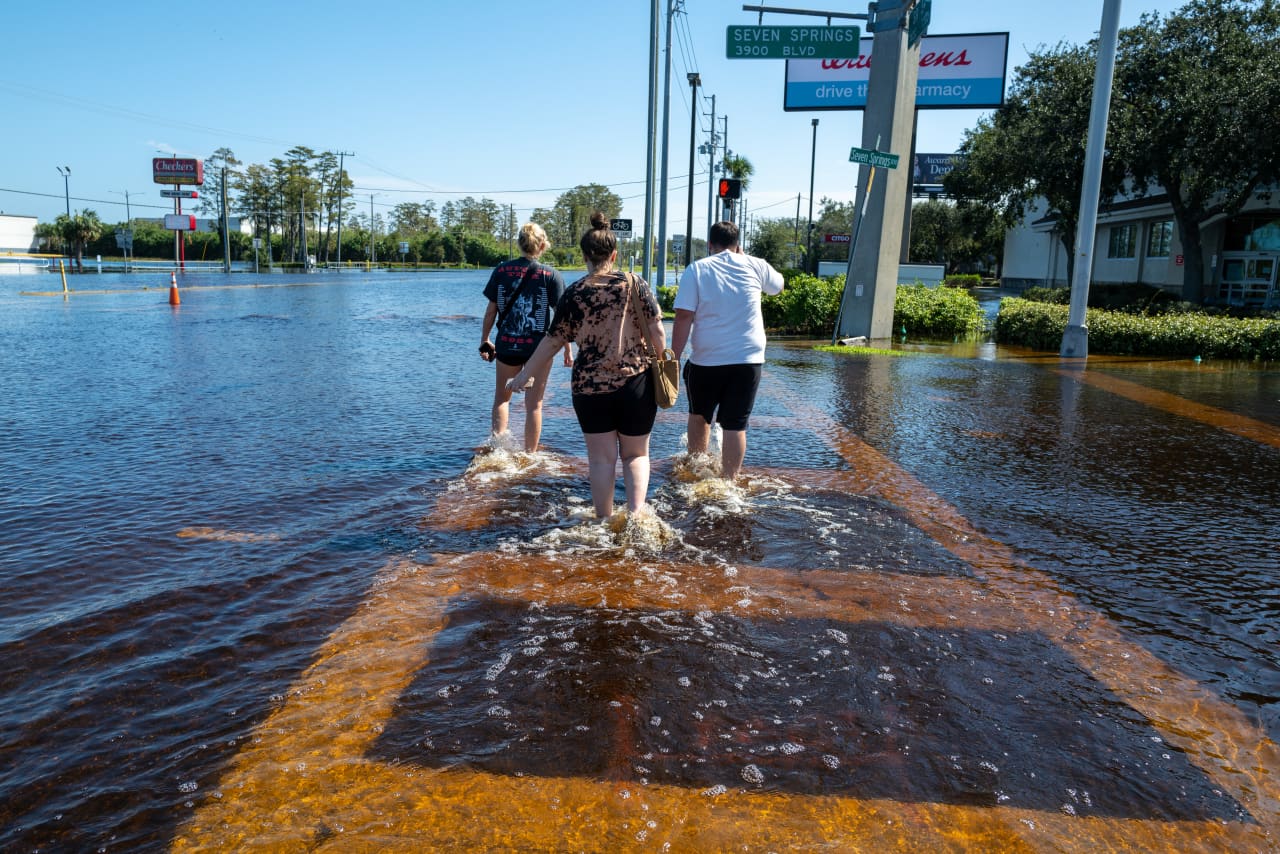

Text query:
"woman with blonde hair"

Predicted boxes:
[[509, 212, 668, 517], [479, 222, 572, 452]]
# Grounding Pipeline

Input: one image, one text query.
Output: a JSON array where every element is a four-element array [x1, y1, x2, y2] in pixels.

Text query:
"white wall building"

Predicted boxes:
[[1002, 188, 1280, 308], [0, 214, 38, 253]]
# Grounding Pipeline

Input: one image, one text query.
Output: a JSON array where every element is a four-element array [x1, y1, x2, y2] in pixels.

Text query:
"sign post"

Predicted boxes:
[[154, 158, 204, 272]]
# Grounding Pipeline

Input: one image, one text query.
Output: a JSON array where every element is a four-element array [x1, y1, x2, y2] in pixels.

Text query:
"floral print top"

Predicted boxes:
[[549, 271, 661, 396]]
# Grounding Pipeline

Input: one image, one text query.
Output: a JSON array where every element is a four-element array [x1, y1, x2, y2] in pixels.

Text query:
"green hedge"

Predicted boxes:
[[665, 272, 985, 339], [761, 273, 844, 335], [893, 283, 986, 338], [995, 297, 1280, 361], [942, 274, 981, 289]]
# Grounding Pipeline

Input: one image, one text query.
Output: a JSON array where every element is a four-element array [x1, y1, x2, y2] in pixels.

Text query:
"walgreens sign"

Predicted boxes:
[[152, 158, 205, 185], [784, 32, 1008, 111]]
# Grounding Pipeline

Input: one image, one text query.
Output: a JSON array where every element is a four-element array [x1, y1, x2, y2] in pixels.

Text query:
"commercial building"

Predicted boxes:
[[1001, 188, 1280, 309], [0, 214, 38, 253]]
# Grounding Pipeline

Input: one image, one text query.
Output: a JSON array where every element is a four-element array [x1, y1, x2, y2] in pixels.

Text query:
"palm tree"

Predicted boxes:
[[722, 154, 754, 227], [57, 211, 104, 271]]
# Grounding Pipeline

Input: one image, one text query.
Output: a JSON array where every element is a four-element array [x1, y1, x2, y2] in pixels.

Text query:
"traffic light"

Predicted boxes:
[[717, 178, 741, 199]]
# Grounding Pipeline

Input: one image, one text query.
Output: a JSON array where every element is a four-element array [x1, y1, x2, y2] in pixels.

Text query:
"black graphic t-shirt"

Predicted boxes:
[[483, 258, 567, 360]]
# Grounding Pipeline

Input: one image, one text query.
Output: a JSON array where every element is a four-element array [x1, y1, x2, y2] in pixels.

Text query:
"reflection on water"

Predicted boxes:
[[0, 270, 1276, 850]]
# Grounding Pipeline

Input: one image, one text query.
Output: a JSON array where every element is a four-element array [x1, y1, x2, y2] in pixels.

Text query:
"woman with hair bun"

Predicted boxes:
[[479, 221, 572, 452], [508, 212, 668, 518]]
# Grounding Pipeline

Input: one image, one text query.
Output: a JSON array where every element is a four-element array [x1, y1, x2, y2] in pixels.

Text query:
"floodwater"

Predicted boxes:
[[1, 270, 1277, 851]]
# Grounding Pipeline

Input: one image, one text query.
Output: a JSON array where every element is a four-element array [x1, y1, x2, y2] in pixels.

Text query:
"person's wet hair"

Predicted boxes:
[[580, 212, 617, 266]]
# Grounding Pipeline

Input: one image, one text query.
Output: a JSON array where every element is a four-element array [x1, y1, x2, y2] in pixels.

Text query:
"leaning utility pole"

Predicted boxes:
[[837, 0, 925, 341]]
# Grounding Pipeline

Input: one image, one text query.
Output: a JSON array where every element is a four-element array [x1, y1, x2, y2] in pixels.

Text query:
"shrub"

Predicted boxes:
[[655, 285, 678, 313], [1021, 286, 1071, 304], [761, 272, 845, 335], [893, 284, 986, 338], [669, 272, 984, 339], [942, 274, 981, 289], [995, 297, 1280, 361]]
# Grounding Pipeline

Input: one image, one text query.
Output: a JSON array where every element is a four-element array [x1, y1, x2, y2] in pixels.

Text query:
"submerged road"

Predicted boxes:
[[172, 353, 1279, 852]]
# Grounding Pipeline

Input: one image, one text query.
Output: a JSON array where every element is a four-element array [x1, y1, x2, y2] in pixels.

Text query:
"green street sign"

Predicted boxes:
[[908, 0, 932, 49], [849, 147, 901, 169], [726, 25, 861, 59]]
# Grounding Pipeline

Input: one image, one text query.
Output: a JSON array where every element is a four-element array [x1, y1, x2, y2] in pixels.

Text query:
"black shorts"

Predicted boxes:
[[496, 352, 531, 367], [572, 371, 657, 436], [683, 362, 762, 431]]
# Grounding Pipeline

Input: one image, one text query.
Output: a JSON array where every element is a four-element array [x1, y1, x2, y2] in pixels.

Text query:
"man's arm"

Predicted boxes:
[[671, 309, 695, 359]]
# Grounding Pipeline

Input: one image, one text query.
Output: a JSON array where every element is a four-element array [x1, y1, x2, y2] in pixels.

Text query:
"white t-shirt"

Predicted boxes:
[[674, 250, 784, 365]]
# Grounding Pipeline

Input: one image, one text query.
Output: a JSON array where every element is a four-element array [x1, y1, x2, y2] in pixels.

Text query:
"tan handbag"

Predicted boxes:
[[626, 274, 679, 409]]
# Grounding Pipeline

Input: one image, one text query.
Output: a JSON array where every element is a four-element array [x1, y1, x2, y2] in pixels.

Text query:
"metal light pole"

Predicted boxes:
[[685, 72, 700, 267], [1061, 0, 1123, 359], [806, 119, 818, 273], [56, 166, 71, 217]]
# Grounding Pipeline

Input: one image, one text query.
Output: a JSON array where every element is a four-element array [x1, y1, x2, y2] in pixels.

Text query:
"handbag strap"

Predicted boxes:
[[624, 272, 657, 361], [496, 259, 540, 329]]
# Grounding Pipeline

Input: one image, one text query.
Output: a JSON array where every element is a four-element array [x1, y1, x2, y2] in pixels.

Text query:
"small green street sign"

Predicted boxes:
[[908, 0, 932, 49], [726, 25, 861, 59], [849, 147, 901, 169]]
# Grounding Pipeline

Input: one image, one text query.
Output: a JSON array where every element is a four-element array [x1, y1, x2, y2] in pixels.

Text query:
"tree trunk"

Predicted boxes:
[[1168, 192, 1206, 304], [1178, 224, 1206, 304]]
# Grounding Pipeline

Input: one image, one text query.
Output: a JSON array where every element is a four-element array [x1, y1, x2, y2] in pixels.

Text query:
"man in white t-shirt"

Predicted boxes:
[[671, 220, 784, 481]]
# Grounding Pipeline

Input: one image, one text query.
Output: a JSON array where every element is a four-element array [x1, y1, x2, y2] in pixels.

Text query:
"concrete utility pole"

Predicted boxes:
[[1061, 0, 1123, 359], [837, 0, 924, 341], [221, 167, 231, 273], [656, 0, 678, 287], [704, 94, 716, 241], [643, 0, 660, 284], [685, 72, 700, 267], [336, 151, 354, 267]]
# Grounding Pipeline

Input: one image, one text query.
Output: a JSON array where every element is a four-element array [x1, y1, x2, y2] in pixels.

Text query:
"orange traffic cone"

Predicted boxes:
[[168, 271, 180, 306]]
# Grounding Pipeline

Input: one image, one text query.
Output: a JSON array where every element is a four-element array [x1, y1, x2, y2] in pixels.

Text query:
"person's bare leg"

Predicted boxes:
[[618, 432, 652, 513], [583, 431, 620, 517], [491, 362, 520, 439], [686, 415, 711, 454], [721, 429, 747, 482], [522, 359, 555, 452]]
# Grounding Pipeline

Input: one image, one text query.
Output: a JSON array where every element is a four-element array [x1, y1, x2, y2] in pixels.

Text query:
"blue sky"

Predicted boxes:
[[2, 0, 1185, 237]]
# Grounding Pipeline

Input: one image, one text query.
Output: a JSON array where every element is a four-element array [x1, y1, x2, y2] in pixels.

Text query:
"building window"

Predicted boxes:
[[1107, 224, 1137, 259], [1147, 221, 1173, 257], [1224, 215, 1280, 251]]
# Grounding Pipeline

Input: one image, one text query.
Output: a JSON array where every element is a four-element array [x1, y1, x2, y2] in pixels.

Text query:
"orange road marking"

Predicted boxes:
[[771, 385, 1280, 838], [174, 554, 1270, 851], [1055, 365, 1280, 449]]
